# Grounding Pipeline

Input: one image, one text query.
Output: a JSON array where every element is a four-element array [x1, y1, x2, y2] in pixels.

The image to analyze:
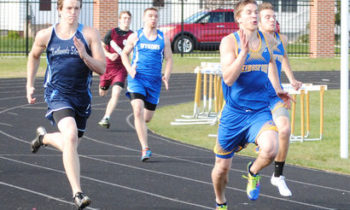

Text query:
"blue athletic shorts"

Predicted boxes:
[[269, 95, 284, 110], [126, 73, 162, 105], [44, 89, 91, 132], [215, 104, 277, 159]]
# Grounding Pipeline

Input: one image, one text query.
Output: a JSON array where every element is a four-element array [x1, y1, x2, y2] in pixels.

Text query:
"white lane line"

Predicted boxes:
[[126, 113, 350, 179], [0, 134, 335, 210], [0, 156, 212, 209], [0, 153, 211, 159], [79, 155, 334, 210], [6, 112, 18, 116], [126, 113, 211, 153], [0, 102, 45, 114], [0, 122, 13, 127], [0, 181, 98, 210], [84, 134, 350, 195], [0, 99, 345, 209], [0, 96, 30, 101]]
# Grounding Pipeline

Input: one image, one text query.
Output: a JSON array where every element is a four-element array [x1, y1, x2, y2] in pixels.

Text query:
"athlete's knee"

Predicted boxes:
[[213, 159, 231, 176], [62, 130, 79, 146], [145, 118, 152, 123], [259, 144, 278, 160], [133, 106, 144, 119], [278, 123, 291, 138], [259, 138, 278, 159]]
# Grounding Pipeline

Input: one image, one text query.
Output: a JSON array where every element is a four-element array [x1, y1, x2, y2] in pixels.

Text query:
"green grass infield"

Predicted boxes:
[[148, 90, 350, 175]]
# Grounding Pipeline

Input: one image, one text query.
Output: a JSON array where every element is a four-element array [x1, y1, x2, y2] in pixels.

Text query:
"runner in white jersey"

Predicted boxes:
[[26, 0, 105, 209], [258, 2, 302, 197], [121, 7, 173, 162]]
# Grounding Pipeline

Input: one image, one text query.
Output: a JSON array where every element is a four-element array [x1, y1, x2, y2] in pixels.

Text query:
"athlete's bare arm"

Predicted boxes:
[[268, 55, 293, 108], [75, 27, 105, 75], [220, 29, 249, 86], [26, 27, 51, 104], [162, 36, 173, 90], [101, 41, 119, 61], [121, 32, 138, 78], [280, 34, 302, 90]]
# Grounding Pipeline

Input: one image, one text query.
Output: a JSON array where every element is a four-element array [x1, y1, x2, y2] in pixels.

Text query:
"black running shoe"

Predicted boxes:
[[73, 192, 91, 210], [31, 126, 47, 153]]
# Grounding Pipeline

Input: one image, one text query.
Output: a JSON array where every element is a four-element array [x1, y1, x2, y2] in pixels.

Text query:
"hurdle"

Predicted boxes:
[[283, 83, 327, 142], [171, 62, 224, 125]]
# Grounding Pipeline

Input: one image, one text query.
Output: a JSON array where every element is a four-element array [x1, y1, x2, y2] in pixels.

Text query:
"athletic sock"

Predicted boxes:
[[274, 161, 285, 177], [248, 162, 257, 176], [216, 202, 227, 207]]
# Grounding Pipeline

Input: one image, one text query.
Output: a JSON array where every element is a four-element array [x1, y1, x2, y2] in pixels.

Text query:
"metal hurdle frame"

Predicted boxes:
[[283, 83, 327, 142], [171, 62, 224, 125]]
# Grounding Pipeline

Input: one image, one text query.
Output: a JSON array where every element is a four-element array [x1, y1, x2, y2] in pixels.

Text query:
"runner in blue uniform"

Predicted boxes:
[[258, 2, 302, 197], [26, 0, 105, 209], [211, 1, 292, 208], [121, 7, 173, 161]]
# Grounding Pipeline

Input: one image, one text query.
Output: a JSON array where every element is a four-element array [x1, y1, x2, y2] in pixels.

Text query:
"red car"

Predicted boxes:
[[159, 9, 280, 53], [159, 9, 238, 53]]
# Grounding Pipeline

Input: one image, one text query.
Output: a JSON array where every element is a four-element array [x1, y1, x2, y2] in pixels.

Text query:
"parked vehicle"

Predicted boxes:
[[159, 8, 280, 53], [159, 9, 238, 53]]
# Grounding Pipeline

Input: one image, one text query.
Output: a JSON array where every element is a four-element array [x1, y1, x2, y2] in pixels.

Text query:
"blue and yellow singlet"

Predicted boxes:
[[267, 32, 285, 98], [222, 31, 272, 111]]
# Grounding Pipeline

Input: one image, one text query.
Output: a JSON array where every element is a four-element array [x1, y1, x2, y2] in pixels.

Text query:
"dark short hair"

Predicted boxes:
[[119, 11, 132, 19]]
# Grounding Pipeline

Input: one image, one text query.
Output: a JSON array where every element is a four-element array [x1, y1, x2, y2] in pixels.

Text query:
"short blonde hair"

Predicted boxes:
[[57, 0, 82, 10], [258, 2, 274, 13], [234, 0, 258, 22], [144, 7, 158, 15]]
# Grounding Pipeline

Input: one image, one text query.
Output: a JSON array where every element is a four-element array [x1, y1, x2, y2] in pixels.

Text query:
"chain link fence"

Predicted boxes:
[[0, 0, 341, 57]]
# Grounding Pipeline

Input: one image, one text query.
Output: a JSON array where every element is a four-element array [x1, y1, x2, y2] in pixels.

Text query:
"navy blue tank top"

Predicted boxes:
[[44, 23, 92, 96]]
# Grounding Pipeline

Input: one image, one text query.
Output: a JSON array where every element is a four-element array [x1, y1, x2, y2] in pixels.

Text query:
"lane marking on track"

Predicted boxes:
[[0, 181, 98, 210], [0, 156, 213, 209]]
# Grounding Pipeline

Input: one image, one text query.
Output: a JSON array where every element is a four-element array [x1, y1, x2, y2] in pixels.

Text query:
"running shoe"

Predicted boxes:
[[243, 161, 261, 201], [216, 203, 227, 210], [141, 148, 152, 162], [73, 192, 91, 210], [271, 173, 292, 197], [31, 126, 47, 153], [98, 117, 110, 129]]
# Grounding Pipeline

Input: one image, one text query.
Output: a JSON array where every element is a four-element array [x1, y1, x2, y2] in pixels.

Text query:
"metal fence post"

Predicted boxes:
[[180, 0, 184, 57], [26, 0, 29, 56]]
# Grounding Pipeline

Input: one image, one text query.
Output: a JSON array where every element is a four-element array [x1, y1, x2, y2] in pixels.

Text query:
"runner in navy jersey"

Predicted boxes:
[[26, 0, 105, 209], [98, 11, 133, 129], [121, 7, 173, 162]]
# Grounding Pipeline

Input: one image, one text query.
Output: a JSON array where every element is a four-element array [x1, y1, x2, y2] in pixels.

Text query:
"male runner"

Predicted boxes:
[[26, 0, 105, 209], [211, 1, 292, 209], [258, 2, 302, 197], [98, 11, 133, 129], [121, 7, 173, 161]]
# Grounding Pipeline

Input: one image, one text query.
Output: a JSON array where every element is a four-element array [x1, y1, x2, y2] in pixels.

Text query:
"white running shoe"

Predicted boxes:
[[271, 173, 292, 197]]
